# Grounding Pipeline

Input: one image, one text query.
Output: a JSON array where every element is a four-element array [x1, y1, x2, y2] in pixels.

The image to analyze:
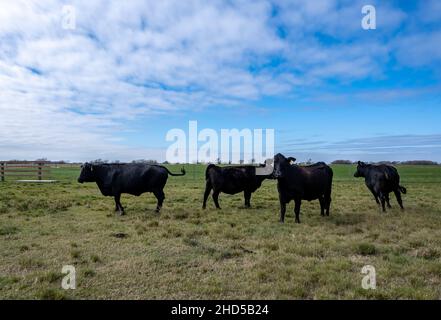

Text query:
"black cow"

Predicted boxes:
[[78, 163, 185, 215], [354, 161, 406, 212], [273, 153, 333, 223], [202, 163, 272, 209]]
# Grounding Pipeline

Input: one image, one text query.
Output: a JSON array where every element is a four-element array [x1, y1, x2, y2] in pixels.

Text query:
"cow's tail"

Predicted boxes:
[[399, 185, 407, 194], [164, 166, 186, 176], [206, 164, 216, 180]]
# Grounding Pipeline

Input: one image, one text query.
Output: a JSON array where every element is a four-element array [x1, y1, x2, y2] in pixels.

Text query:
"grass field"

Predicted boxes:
[[1, 164, 441, 299]]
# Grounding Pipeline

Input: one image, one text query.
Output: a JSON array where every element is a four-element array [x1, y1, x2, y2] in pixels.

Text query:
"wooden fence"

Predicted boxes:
[[0, 161, 52, 182]]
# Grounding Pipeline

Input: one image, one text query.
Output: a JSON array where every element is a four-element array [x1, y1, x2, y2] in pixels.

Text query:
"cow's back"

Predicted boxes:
[[279, 163, 332, 201], [113, 164, 168, 195], [301, 164, 333, 199], [366, 165, 400, 193], [207, 165, 259, 194]]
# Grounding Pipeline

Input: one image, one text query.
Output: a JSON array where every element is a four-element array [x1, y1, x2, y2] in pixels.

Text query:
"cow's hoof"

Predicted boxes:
[[216, 207, 221, 210], [295, 220, 300, 224], [118, 211, 125, 216], [202, 205, 206, 210], [279, 219, 284, 223]]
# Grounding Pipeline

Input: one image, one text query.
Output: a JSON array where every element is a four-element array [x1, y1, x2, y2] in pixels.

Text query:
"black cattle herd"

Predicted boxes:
[[77, 153, 407, 223]]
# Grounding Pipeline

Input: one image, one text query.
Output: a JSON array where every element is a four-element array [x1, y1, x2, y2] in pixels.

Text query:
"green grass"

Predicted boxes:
[[1, 164, 441, 299]]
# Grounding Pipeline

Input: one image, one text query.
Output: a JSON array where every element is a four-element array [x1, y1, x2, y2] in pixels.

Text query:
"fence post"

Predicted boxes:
[[0, 162, 4, 182], [38, 162, 43, 180]]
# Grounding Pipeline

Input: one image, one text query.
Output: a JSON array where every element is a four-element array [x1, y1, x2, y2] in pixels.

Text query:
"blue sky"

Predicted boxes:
[[0, 0, 440, 162]]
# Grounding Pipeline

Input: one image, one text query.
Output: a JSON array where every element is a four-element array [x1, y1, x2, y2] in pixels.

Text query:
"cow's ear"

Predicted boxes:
[[358, 161, 361, 165], [287, 157, 296, 164]]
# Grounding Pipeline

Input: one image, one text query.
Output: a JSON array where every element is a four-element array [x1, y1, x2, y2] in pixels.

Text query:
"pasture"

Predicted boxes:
[[1, 164, 441, 299]]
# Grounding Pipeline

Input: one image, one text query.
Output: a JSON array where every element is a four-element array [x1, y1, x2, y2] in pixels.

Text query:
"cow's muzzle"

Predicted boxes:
[[273, 170, 282, 178]]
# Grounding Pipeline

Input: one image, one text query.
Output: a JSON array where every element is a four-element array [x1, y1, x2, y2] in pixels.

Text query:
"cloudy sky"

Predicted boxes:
[[0, 0, 440, 162]]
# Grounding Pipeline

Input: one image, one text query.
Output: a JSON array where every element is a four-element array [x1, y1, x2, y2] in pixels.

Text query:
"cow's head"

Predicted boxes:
[[78, 163, 96, 183], [273, 153, 296, 178], [354, 161, 367, 177]]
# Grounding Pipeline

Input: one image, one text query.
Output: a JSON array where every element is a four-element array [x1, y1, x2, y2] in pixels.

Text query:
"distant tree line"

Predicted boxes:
[[89, 159, 159, 164], [398, 160, 439, 165], [331, 160, 353, 164], [331, 160, 439, 165]]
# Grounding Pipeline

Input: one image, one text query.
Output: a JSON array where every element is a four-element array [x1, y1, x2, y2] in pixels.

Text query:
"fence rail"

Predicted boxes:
[[0, 161, 51, 181]]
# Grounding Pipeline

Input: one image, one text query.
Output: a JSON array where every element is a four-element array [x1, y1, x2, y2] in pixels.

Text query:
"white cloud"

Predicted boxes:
[[279, 134, 441, 162], [0, 0, 439, 161], [394, 31, 441, 68]]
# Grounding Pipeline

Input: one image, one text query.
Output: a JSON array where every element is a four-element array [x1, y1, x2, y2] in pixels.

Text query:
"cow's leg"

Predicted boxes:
[[394, 189, 404, 210], [385, 193, 392, 208], [319, 196, 325, 216], [212, 189, 221, 209], [294, 198, 302, 223], [370, 189, 380, 205], [379, 192, 386, 212], [279, 199, 286, 223], [244, 191, 251, 208], [114, 194, 124, 215], [325, 191, 331, 216], [153, 190, 165, 213], [202, 180, 212, 209]]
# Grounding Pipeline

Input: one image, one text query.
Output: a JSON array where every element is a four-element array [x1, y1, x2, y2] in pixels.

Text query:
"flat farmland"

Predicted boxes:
[[1, 164, 441, 299]]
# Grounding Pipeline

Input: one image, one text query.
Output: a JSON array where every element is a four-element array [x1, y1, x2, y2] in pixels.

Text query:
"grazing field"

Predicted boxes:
[[1, 164, 441, 299]]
